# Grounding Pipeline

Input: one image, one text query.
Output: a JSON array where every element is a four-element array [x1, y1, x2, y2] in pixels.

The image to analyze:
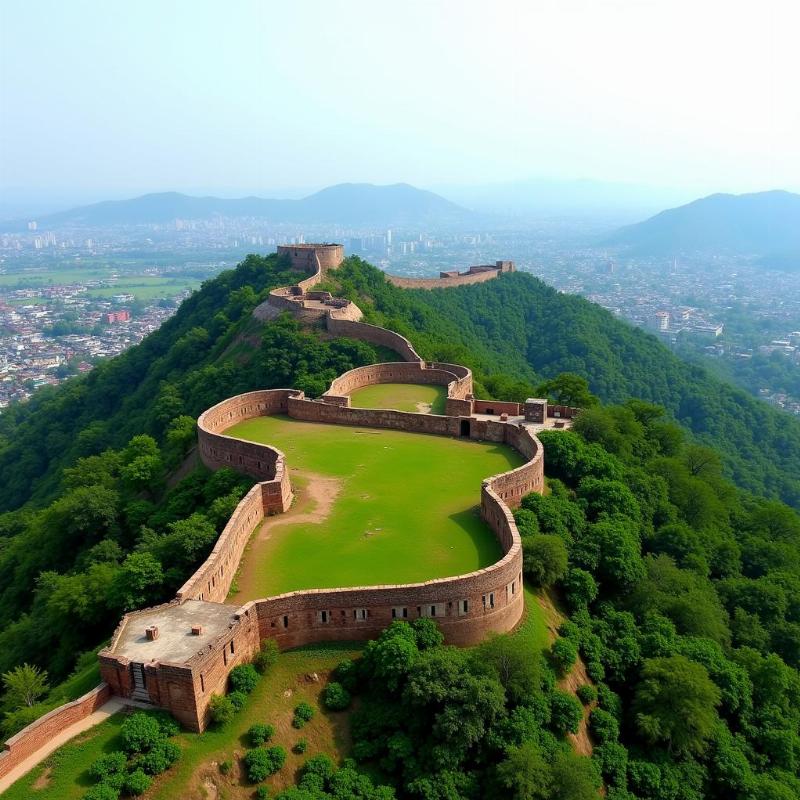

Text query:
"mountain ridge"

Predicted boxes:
[[2, 182, 470, 229], [604, 189, 800, 258]]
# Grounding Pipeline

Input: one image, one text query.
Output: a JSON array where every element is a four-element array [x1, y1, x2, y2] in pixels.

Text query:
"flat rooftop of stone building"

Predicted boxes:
[[111, 600, 238, 664]]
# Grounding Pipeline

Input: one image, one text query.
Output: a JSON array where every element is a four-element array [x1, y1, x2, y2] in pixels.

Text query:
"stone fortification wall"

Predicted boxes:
[[474, 400, 522, 416], [386, 261, 514, 290], [277, 244, 344, 273], [0, 684, 112, 780], [325, 318, 422, 362], [323, 361, 471, 404]]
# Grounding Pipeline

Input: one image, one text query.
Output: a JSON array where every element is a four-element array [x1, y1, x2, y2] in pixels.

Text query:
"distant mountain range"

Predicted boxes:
[[605, 190, 800, 262], [3, 183, 470, 229]]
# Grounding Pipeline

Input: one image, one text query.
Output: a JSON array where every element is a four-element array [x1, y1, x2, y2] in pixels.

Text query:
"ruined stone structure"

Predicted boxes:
[[386, 260, 515, 290], [0, 245, 572, 778]]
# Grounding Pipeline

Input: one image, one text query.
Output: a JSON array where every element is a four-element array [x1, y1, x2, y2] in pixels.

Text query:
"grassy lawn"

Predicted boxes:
[[349, 382, 447, 414], [225, 415, 523, 599], [2, 713, 127, 800]]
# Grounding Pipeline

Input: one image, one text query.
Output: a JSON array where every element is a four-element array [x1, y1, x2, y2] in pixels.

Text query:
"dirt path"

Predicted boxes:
[[230, 471, 342, 600], [0, 697, 127, 794], [538, 589, 596, 758]]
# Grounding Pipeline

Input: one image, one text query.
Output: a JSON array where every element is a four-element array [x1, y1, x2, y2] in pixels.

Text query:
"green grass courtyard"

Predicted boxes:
[[348, 382, 447, 414], [224, 415, 523, 599]]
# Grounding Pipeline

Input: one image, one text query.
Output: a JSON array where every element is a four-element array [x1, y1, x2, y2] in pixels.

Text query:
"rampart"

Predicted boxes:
[[0, 684, 112, 780], [277, 243, 344, 272], [386, 260, 515, 290], [325, 318, 421, 362]]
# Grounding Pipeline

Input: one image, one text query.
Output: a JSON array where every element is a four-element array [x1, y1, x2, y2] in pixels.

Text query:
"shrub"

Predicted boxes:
[[301, 753, 335, 781], [254, 639, 279, 674], [140, 739, 181, 775], [123, 768, 152, 796], [83, 784, 120, 800], [249, 722, 276, 747], [321, 681, 351, 711], [229, 690, 248, 712], [292, 701, 314, 728], [121, 712, 163, 754], [551, 638, 578, 674], [219, 759, 233, 775], [89, 751, 128, 781], [590, 708, 621, 744], [153, 711, 180, 738], [255, 787, 270, 800], [576, 684, 597, 705], [333, 659, 359, 693], [244, 745, 287, 782], [411, 617, 444, 650], [230, 663, 260, 694], [293, 738, 308, 754], [550, 689, 584, 735], [209, 694, 236, 726]]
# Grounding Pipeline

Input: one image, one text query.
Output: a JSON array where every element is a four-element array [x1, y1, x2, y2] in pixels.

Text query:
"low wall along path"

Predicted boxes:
[[0, 245, 574, 782]]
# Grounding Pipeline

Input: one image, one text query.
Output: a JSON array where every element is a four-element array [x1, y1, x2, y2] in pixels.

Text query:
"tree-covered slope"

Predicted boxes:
[[325, 260, 800, 507]]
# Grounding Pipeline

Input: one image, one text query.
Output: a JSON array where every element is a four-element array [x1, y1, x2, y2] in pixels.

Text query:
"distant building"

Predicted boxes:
[[652, 311, 670, 331], [105, 310, 131, 324]]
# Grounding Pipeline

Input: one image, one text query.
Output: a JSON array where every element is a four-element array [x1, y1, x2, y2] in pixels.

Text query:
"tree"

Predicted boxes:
[[633, 655, 721, 755], [322, 681, 352, 711], [537, 373, 598, 407], [551, 751, 602, 800], [549, 690, 583, 735], [244, 745, 287, 781], [476, 633, 540, 705], [522, 534, 568, 587], [254, 638, 279, 673], [1, 663, 48, 707], [110, 551, 163, 611], [551, 638, 578, 675], [229, 663, 260, 694], [494, 741, 551, 800], [121, 712, 163, 754], [208, 694, 235, 726]]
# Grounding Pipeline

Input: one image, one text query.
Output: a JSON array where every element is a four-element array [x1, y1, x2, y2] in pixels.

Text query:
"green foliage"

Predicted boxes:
[[576, 684, 597, 705], [120, 712, 162, 755], [254, 787, 270, 800], [321, 681, 352, 711], [633, 655, 721, 755], [254, 638, 279, 674], [229, 663, 260, 694], [228, 690, 248, 712], [122, 768, 152, 795], [244, 745, 286, 782], [208, 693, 235, 726], [522, 534, 568, 587], [292, 701, 315, 728], [89, 751, 127, 781], [293, 738, 307, 754], [549, 689, 584, 736], [550, 638, 578, 675], [1, 663, 48, 708], [83, 783, 120, 800], [248, 722, 275, 746], [219, 758, 233, 774], [139, 738, 180, 774]]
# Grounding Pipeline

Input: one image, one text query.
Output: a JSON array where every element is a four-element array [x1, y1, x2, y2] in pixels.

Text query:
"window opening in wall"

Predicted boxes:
[[430, 605, 437, 617], [460, 419, 471, 437], [230, 641, 235, 654], [417, 606, 422, 617], [489, 592, 495, 608], [223, 649, 227, 666], [200, 675, 205, 692], [460, 599, 469, 614], [283, 615, 289, 628], [354, 608, 368, 620], [320, 610, 329, 623]]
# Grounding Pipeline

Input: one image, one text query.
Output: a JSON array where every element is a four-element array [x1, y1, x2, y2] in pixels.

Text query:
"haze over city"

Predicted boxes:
[[2, 0, 799, 206]]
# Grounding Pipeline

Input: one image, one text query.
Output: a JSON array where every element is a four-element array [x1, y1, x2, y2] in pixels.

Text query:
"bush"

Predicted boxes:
[[551, 638, 578, 674], [140, 739, 181, 775], [292, 701, 314, 728], [219, 759, 233, 775], [123, 768, 152, 796], [249, 722, 276, 746], [301, 753, 335, 781], [333, 659, 359, 693], [229, 690, 248, 712], [321, 681, 351, 711], [209, 694, 236, 726], [590, 708, 621, 744], [153, 711, 180, 738], [244, 745, 287, 782], [230, 663, 260, 694], [411, 618, 444, 649], [255, 787, 270, 800], [550, 689, 584, 735], [254, 639, 279, 674], [121, 712, 163, 754], [83, 784, 120, 800], [293, 738, 308, 754], [89, 751, 128, 781], [576, 684, 597, 705]]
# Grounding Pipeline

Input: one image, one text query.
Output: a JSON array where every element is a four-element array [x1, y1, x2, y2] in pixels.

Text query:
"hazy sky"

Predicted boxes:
[[1, 0, 799, 200]]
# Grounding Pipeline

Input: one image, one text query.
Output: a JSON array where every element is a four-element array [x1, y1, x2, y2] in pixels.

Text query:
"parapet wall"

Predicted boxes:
[[323, 361, 472, 404], [325, 318, 422, 362], [277, 244, 344, 273], [0, 684, 112, 780], [386, 261, 515, 290]]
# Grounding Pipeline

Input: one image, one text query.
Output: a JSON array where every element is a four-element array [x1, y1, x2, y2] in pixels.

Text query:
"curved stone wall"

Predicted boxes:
[[277, 244, 344, 272], [325, 318, 422, 362]]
